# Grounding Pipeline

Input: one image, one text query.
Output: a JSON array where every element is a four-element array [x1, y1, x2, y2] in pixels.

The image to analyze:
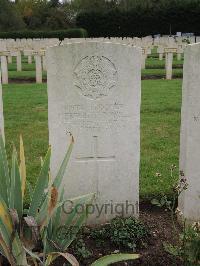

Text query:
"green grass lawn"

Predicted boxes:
[[142, 56, 183, 78], [8, 56, 46, 80], [146, 56, 183, 69], [142, 68, 183, 78], [8, 70, 47, 79], [3, 84, 48, 190], [140, 79, 182, 200], [2, 79, 182, 202]]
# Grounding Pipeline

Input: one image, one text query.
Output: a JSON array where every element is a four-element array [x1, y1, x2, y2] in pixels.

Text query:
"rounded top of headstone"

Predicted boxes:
[[73, 55, 118, 100]]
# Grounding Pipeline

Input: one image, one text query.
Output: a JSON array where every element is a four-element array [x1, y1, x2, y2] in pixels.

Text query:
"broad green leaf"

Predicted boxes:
[[91, 253, 140, 266], [20, 135, 26, 200], [0, 133, 9, 205], [29, 147, 51, 217]]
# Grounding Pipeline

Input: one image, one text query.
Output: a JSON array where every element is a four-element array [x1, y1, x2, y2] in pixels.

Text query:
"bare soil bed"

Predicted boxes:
[[58, 204, 182, 266]]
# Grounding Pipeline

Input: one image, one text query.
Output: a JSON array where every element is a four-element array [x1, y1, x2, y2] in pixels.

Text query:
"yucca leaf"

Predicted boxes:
[[26, 181, 33, 200], [36, 172, 56, 231], [53, 134, 74, 191], [0, 196, 26, 265], [91, 253, 140, 266], [51, 196, 85, 250], [12, 233, 28, 266], [44, 189, 64, 253], [36, 171, 52, 217], [0, 235, 15, 265], [38, 134, 74, 248], [28, 147, 51, 217], [0, 133, 9, 206], [45, 194, 94, 253], [9, 148, 23, 219], [45, 252, 79, 266], [51, 188, 64, 234], [24, 246, 43, 265], [23, 216, 39, 248], [9, 148, 15, 210], [14, 150, 23, 219], [0, 206, 13, 248], [39, 186, 58, 232], [48, 186, 58, 217], [19, 135, 26, 200], [59, 193, 95, 250]]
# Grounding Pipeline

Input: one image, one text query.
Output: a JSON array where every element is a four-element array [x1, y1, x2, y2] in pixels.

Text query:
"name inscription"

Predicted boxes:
[[61, 103, 130, 130]]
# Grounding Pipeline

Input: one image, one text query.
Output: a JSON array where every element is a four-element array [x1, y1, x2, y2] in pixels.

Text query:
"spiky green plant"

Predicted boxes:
[[0, 132, 95, 265]]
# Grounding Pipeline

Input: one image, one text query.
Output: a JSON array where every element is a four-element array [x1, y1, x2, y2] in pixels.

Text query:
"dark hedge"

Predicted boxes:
[[76, 4, 200, 37], [0, 28, 88, 40]]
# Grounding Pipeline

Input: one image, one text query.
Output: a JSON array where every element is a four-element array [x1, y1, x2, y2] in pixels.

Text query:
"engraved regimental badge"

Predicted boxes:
[[74, 56, 118, 100]]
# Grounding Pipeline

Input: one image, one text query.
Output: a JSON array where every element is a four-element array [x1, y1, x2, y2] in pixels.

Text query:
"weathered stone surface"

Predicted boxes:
[[47, 42, 141, 224], [179, 43, 200, 222], [0, 55, 8, 84]]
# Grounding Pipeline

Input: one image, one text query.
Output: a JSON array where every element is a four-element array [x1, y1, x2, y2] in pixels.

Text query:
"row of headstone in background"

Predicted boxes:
[[0, 50, 46, 84], [0, 35, 199, 54], [0, 36, 191, 84], [0, 38, 59, 84]]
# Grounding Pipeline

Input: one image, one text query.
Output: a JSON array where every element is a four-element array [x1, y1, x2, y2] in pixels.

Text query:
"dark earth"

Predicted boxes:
[[0, 203, 183, 265], [57, 203, 182, 266]]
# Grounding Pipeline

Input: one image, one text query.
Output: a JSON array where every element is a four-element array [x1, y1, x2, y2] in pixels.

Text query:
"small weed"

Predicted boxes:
[[91, 217, 149, 251]]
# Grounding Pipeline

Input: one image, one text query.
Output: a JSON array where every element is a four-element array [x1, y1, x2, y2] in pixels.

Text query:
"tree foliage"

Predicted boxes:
[[0, 0, 25, 31], [76, 0, 200, 37], [1, 0, 200, 33], [16, 0, 70, 30]]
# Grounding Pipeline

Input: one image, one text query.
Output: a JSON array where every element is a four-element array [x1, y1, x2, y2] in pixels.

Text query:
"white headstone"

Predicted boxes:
[[47, 42, 141, 224], [157, 46, 164, 60], [165, 48, 176, 80], [0, 54, 8, 84], [42, 55, 46, 71], [179, 43, 200, 222], [16, 51, 22, 71], [177, 45, 184, 61], [34, 52, 43, 84], [8, 55, 12, 64], [28, 55, 32, 64]]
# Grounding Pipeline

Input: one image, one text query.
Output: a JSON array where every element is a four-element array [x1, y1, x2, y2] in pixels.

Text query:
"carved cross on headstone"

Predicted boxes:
[[75, 136, 116, 194]]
